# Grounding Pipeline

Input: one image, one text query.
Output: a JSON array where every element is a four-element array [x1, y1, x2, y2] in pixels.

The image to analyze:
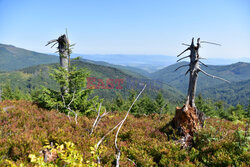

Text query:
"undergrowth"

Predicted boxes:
[[0, 100, 249, 166]]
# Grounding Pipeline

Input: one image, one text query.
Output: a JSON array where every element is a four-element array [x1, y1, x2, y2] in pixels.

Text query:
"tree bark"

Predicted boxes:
[[57, 35, 70, 95], [57, 35, 69, 72], [184, 38, 200, 110]]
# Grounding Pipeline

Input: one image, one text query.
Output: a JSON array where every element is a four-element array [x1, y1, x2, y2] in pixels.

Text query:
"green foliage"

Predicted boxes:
[[32, 65, 96, 115], [28, 141, 102, 167], [196, 94, 248, 121], [151, 62, 250, 106], [193, 119, 249, 166], [1, 82, 30, 100], [109, 90, 172, 115]]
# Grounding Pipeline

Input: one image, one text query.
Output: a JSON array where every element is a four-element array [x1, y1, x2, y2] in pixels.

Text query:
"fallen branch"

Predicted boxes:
[[127, 158, 137, 166], [114, 85, 146, 167], [90, 103, 109, 135], [94, 85, 146, 166]]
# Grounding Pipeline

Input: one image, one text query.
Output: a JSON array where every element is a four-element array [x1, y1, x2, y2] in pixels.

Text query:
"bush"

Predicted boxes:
[[32, 65, 98, 115]]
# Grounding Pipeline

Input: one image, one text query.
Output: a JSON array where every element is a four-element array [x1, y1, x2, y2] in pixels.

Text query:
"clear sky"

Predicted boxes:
[[0, 0, 249, 59]]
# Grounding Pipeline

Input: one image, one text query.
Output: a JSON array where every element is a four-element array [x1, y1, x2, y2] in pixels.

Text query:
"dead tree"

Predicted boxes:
[[167, 38, 230, 148], [176, 37, 230, 111], [46, 34, 70, 95]]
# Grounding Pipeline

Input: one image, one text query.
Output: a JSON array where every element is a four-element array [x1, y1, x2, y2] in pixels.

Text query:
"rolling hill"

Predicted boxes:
[[0, 61, 184, 104], [0, 43, 249, 106], [202, 79, 250, 106], [0, 43, 151, 78], [0, 43, 58, 71], [151, 61, 250, 94]]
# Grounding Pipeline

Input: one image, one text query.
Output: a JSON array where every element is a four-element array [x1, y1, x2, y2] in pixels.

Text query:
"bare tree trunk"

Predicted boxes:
[[169, 37, 229, 147], [57, 35, 69, 72], [46, 34, 70, 95], [58, 35, 70, 95]]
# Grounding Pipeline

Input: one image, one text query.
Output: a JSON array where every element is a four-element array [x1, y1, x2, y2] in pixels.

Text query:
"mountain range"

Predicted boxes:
[[0, 43, 249, 106]]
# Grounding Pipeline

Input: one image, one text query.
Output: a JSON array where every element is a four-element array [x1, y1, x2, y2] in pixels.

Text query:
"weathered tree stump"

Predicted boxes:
[[169, 105, 206, 147]]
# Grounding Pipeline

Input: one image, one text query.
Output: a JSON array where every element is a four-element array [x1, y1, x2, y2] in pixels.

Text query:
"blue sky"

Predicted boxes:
[[0, 0, 249, 59]]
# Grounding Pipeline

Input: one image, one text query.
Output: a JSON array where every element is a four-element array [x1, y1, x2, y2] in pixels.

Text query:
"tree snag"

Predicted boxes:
[[46, 34, 70, 95], [175, 37, 230, 111], [167, 37, 230, 147]]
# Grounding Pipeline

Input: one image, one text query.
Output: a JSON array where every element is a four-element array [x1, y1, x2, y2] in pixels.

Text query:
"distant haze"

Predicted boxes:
[[71, 54, 250, 73]]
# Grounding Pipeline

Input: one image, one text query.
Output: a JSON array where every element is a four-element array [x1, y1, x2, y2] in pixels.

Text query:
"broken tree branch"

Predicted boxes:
[[45, 39, 58, 46], [90, 103, 102, 135], [94, 85, 146, 166], [175, 64, 189, 71], [177, 48, 190, 57], [199, 68, 230, 83], [61, 90, 78, 124], [177, 55, 190, 62], [185, 69, 191, 75], [182, 43, 190, 46], [90, 103, 109, 135], [199, 61, 208, 67], [200, 41, 221, 46], [114, 85, 146, 167]]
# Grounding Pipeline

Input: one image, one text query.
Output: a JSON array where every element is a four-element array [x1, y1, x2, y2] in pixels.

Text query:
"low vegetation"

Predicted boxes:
[[0, 100, 249, 166]]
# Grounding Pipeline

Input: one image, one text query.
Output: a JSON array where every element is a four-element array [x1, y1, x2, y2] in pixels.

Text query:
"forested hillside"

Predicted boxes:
[[0, 44, 58, 71], [1, 43, 249, 107], [202, 79, 250, 106], [0, 61, 184, 104], [151, 61, 250, 105]]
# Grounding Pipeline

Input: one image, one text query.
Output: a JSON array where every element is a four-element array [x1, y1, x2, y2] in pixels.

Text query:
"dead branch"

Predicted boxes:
[[45, 39, 58, 46], [185, 69, 190, 75], [177, 48, 190, 57], [174, 64, 189, 71], [61, 90, 78, 124], [127, 158, 137, 166], [94, 85, 146, 166], [114, 85, 146, 167], [90, 103, 102, 135], [200, 41, 221, 46], [177, 55, 190, 62], [90, 103, 109, 135], [199, 68, 230, 83], [182, 43, 190, 46], [199, 61, 208, 67]]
